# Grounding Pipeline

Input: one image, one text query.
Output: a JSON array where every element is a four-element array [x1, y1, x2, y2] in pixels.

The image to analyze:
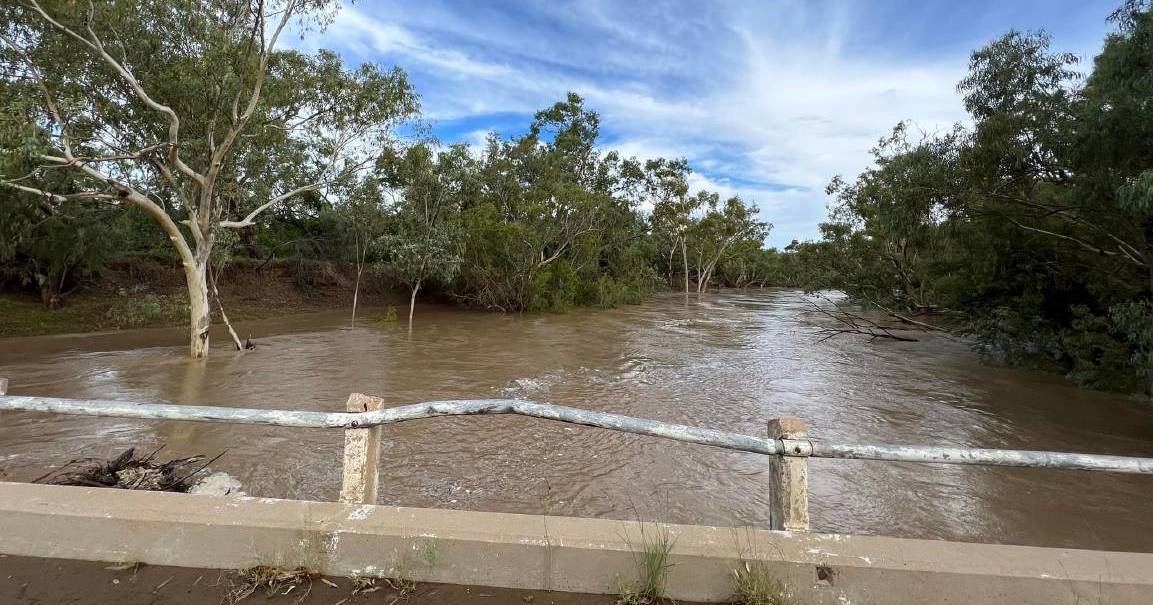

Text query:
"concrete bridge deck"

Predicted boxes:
[[0, 482, 1149, 604]]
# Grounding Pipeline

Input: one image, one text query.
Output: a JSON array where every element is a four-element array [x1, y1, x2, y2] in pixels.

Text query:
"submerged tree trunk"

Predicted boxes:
[[408, 278, 422, 328], [35, 272, 62, 309], [351, 234, 364, 326], [681, 237, 690, 294], [185, 260, 211, 359], [351, 268, 362, 325], [695, 249, 705, 293]]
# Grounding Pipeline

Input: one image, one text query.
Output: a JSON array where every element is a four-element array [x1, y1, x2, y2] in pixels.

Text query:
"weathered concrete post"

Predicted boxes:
[[768, 417, 810, 531], [339, 393, 386, 504]]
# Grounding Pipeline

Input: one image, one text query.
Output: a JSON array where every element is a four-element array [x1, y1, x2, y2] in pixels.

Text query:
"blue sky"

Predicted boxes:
[[297, 0, 1117, 247]]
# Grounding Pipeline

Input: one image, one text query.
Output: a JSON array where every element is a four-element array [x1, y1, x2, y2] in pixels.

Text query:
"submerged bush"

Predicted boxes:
[[106, 294, 188, 328]]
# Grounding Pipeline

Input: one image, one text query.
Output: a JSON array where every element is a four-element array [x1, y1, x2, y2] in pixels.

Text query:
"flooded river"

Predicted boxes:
[[1, 290, 1152, 551]]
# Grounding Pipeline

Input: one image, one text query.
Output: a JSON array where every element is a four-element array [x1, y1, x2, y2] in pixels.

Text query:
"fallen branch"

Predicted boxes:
[[859, 296, 947, 333], [887, 311, 944, 332], [209, 266, 245, 351], [802, 297, 919, 343]]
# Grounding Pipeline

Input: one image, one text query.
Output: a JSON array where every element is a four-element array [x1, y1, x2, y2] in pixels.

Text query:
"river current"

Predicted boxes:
[[2, 290, 1151, 551]]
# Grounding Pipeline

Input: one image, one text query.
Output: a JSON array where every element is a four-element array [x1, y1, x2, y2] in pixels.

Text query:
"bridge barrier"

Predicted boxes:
[[2, 384, 1153, 602], [2, 388, 1151, 531], [0, 482, 1151, 603]]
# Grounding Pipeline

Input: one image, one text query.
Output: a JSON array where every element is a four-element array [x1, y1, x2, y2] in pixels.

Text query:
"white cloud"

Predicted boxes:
[[330, 8, 514, 79], [295, 1, 985, 246]]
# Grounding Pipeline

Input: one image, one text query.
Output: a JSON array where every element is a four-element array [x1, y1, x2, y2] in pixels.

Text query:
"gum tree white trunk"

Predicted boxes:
[[2, 0, 362, 359], [185, 258, 211, 358], [351, 234, 364, 326], [681, 237, 690, 294], [408, 278, 421, 327]]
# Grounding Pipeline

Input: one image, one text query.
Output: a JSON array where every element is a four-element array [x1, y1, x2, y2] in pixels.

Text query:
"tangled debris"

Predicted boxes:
[[34, 446, 224, 493], [224, 566, 315, 605]]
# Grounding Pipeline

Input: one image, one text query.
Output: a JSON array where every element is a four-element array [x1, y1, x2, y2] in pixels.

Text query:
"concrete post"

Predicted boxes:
[[0, 378, 7, 395], [339, 393, 385, 504], [768, 417, 809, 531]]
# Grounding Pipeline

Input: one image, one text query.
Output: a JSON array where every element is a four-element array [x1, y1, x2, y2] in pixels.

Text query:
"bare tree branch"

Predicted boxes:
[[800, 296, 920, 343], [25, 0, 204, 185]]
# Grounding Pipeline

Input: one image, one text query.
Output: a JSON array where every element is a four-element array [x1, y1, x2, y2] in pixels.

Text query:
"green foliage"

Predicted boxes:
[[105, 294, 189, 329], [373, 307, 399, 324], [376, 143, 469, 311], [449, 94, 678, 311], [1, 2, 785, 334], [0, 0, 419, 357], [1111, 301, 1153, 390], [0, 190, 134, 304], [8, 0, 1151, 396], [616, 523, 675, 605], [732, 561, 789, 605], [791, 4, 1153, 394], [1060, 306, 1141, 391]]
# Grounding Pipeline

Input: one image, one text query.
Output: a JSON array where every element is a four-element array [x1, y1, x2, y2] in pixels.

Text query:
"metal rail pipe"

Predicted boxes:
[[1, 395, 1152, 474], [0, 395, 777, 455], [809, 442, 1153, 474]]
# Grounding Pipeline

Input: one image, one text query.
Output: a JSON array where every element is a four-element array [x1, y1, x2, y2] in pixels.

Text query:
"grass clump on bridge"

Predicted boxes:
[[731, 561, 790, 605], [616, 522, 675, 605]]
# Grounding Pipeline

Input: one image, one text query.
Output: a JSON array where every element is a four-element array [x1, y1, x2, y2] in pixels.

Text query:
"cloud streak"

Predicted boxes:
[[295, 0, 1113, 247]]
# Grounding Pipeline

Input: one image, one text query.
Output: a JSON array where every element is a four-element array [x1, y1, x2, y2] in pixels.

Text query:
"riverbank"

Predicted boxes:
[[0, 258, 400, 338]]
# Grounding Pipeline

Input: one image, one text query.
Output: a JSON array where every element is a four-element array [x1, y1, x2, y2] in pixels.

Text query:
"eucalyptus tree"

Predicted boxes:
[[688, 193, 769, 292], [338, 178, 392, 325], [823, 122, 967, 310], [379, 143, 471, 325], [456, 94, 624, 311], [625, 157, 696, 292], [795, 1, 1153, 393], [0, 0, 417, 357], [1077, 2, 1153, 290]]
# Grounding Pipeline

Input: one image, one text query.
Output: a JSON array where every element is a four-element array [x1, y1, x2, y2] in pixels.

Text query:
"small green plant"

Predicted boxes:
[[616, 522, 675, 605], [732, 561, 789, 605], [727, 527, 791, 605], [373, 306, 399, 324]]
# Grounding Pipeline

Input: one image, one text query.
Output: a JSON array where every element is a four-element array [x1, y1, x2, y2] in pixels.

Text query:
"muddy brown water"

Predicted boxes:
[[1, 290, 1152, 552]]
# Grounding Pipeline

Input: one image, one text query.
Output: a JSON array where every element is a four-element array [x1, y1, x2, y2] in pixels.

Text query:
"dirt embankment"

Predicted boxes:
[[0, 257, 401, 338]]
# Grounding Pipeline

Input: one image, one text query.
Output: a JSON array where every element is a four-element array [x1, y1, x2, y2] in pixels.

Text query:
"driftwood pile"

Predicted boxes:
[[34, 447, 223, 493]]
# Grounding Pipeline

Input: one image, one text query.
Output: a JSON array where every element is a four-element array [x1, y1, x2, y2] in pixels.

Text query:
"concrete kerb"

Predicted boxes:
[[0, 482, 1149, 603]]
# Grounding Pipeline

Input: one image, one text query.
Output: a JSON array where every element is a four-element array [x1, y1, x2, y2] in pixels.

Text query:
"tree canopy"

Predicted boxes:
[[0, 3, 775, 355], [790, 2, 1153, 394]]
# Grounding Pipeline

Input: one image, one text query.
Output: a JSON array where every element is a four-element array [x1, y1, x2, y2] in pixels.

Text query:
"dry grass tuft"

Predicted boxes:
[[222, 566, 313, 605]]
